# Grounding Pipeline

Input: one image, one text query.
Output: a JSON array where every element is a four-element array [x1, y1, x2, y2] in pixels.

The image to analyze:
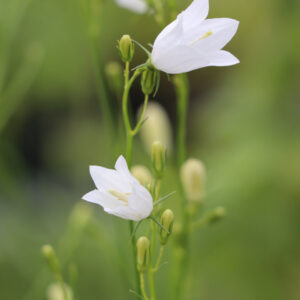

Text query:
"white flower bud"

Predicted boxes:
[[137, 236, 150, 273], [47, 282, 73, 300], [180, 158, 206, 203]]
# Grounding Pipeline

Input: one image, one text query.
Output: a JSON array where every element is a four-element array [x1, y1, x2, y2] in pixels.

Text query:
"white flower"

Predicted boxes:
[[82, 155, 153, 221], [151, 0, 239, 74], [115, 0, 147, 14]]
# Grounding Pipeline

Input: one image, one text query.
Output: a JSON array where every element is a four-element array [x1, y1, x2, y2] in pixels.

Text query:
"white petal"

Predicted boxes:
[[188, 18, 239, 52], [207, 50, 240, 66], [115, 0, 147, 14], [105, 206, 141, 221], [89, 165, 131, 193], [128, 182, 153, 217], [182, 0, 209, 30], [82, 189, 123, 210], [152, 44, 209, 74], [152, 15, 183, 58], [115, 155, 138, 183]]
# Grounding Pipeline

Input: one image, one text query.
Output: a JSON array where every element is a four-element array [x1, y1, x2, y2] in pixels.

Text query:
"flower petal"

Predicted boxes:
[[105, 206, 142, 221], [207, 50, 240, 66], [115, 0, 147, 14], [82, 189, 123, 210], [152, 44, 210, 74], [115, 155, 138, 183], [182, 0, 209, 30], [89, 165, 131, 193], [188, 18, 239, 52]]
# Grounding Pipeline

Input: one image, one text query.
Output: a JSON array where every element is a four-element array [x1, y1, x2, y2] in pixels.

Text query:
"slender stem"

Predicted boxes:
[[132, 94, 149, 135], [173, 73, 190, 300], [122, 65, 143, 297], [140, 272, 149, 300], [152, 246, 164, 272], [173, 73, 189, 167]]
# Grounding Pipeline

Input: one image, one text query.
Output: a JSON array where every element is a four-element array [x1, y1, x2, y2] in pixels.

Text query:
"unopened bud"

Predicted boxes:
[[47, 282, 73, 300], [141, 68, 157, 95], [137, 236, 150, 273], [206, 207, 226, 224], [160, 209, 174, 245], [180, 158, 206, 203], [131, 165, 153, 186], [118, 34, 134, 62], [151, 141, 166, 178], [105, 61, 123, 97], [139, 102, 173, 153], [42, 245, 60, 275]]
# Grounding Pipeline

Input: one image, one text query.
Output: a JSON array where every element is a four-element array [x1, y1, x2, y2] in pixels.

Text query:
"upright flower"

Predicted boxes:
[[82, 156, 153, 221], [151, 0, 239, 74], [115, 0, 148, 14]]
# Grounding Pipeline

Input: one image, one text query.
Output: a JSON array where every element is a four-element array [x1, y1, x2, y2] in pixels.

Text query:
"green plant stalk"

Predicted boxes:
[[148, 178, 162, 300], [122, 63, 144, 297], [140, 272, 149, 300], [173, 73, 190, 300]]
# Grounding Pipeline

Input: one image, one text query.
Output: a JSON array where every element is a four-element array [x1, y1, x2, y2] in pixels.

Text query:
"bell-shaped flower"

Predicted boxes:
[[151, 0, 239, 74], [115, 0, 147, 14], [82, 156, 153, 221]]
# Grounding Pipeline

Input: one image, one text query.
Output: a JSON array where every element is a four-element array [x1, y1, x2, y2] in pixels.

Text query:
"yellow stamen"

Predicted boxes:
[[190, 30, 213, 46], [109, 190, 130, 203]]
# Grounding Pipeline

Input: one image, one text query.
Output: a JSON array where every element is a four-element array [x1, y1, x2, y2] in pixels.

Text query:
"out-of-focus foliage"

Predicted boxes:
[[0, 0, 300, 299]]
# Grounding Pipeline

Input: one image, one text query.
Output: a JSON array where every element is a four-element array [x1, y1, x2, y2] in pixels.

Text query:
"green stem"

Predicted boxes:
[[122, 64, 143, 297], [132, 94, 149, 135], [140, 272, 149, 300], [152, 246, 164, 272], [173, 73, 190, 300], [173, 73, 189, 167]]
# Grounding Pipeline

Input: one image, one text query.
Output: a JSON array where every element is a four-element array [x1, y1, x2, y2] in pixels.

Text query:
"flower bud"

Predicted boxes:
[[47, 282, 73, 300], [42, 245, 60, 275], [138, 102, 172, 153], [105, 61, 123, 97], [160, 209, 174, 245], [137, 236, 150, 273], [141, 68, 157, 95], [180, 158, 206, 203], [131, 165, 153, 186], [151, 141, 166, 178], [206, 206, 226, 224], [118, 34, 134, 63]]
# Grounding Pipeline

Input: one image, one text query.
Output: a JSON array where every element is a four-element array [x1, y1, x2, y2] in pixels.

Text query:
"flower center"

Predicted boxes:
[[190, 31, 213, 46], [109, 190, 131, 204]]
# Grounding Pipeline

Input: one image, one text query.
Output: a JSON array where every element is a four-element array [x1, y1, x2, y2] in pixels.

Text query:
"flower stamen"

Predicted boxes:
[[109, 190, 131, 204], [189, 30, 213, 46]]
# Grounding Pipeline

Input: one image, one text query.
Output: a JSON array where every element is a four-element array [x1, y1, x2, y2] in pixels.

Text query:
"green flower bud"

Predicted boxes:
[[118, 34, 134, 63], [180, 158, 206, 203], [42, 245, 60, 275], [137, 236, 150, 273], [105, 61, 123, 97], [141, 68, 157, 95], [131, 165, 153, 187], [206, 206, 226, 224], [151, 141, 166, 178], [160, 209, 174, 245]]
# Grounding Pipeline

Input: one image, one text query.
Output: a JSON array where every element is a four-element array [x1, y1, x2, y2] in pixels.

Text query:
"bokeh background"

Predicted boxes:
[[1, 0, 300, 299]]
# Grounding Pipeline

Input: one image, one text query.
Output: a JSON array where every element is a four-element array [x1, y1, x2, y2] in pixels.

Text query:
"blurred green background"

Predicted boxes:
[[1, 0, 300, 299]]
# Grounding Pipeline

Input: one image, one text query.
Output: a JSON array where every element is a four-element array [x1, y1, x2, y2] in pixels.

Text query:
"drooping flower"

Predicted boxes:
[[151, 0, 239, 74], [82, 156, 153, 221], [115, 0, 147, 14]]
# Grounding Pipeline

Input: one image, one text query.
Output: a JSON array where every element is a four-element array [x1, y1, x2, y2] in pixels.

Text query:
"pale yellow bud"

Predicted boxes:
[[131, 165, 153, 186], [47, 282, 73, 300], [41, 245, 60, 275], [137, 236, 150, 273], [151, 141, 166, 178], [138, 102, 172, 153], [160, 209, 174, 245], [180, 158, 206, 203]]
